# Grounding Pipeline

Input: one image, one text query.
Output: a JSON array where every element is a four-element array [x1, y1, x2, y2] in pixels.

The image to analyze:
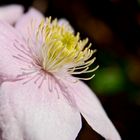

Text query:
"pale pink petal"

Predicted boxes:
[[0, 5, 24, 25], [58, 18, 74, 33], [15, 8, 44, 40], [0, 80, 82, 140], [0, 21, 34, 82], [70, 79, 121, 140]]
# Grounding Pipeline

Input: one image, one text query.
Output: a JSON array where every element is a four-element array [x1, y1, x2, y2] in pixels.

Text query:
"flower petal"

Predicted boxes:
[[0, 80, 81, 140], [15, 8, 44, 40], [0, 5, 24, 25], [58, 18, 74, 33], [0, 21, 34, 83], [70, 80, 121, 140]]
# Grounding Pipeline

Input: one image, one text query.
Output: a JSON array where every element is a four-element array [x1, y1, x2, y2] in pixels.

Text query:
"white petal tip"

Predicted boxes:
[[0, 4, 24, 24]]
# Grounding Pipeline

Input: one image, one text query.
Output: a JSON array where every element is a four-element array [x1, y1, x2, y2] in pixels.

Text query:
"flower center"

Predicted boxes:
[[34, 17, 98, 80]]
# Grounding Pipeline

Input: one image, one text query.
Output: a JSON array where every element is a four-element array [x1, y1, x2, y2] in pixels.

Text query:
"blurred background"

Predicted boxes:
[[0, 0, 140, 139]]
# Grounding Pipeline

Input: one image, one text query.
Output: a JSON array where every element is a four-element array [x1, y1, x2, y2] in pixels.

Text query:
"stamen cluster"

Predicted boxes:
[[34, 17, 98, 80]]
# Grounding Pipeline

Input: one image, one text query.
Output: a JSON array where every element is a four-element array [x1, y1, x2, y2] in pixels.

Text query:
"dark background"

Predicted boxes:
[[0, 0, 140, 139]]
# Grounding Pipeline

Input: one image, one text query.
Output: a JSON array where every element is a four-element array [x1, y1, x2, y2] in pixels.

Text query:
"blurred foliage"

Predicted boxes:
[[90, 66, 125, 95]]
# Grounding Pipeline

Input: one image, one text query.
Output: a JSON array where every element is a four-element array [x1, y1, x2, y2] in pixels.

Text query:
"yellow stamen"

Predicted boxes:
[[34, 17, 98, 79]]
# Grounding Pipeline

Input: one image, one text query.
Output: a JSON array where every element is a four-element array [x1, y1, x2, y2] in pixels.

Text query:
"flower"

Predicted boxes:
[[0, 7, 121, 140], [0, 4, 24, 25]]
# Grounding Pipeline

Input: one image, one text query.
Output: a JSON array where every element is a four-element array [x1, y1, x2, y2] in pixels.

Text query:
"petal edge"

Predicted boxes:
[[71, 80, 121, 140], [0, 4, 24, 24]]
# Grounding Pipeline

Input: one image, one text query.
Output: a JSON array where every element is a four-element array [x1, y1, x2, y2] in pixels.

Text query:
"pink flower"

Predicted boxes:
[[0, 4, 24, 25], [0, 7, 121, 140]]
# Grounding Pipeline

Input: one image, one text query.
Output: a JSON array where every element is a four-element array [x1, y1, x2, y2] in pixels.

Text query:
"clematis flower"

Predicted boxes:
[[0, 7, 121, 140], [0, 4, 24, 25]]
